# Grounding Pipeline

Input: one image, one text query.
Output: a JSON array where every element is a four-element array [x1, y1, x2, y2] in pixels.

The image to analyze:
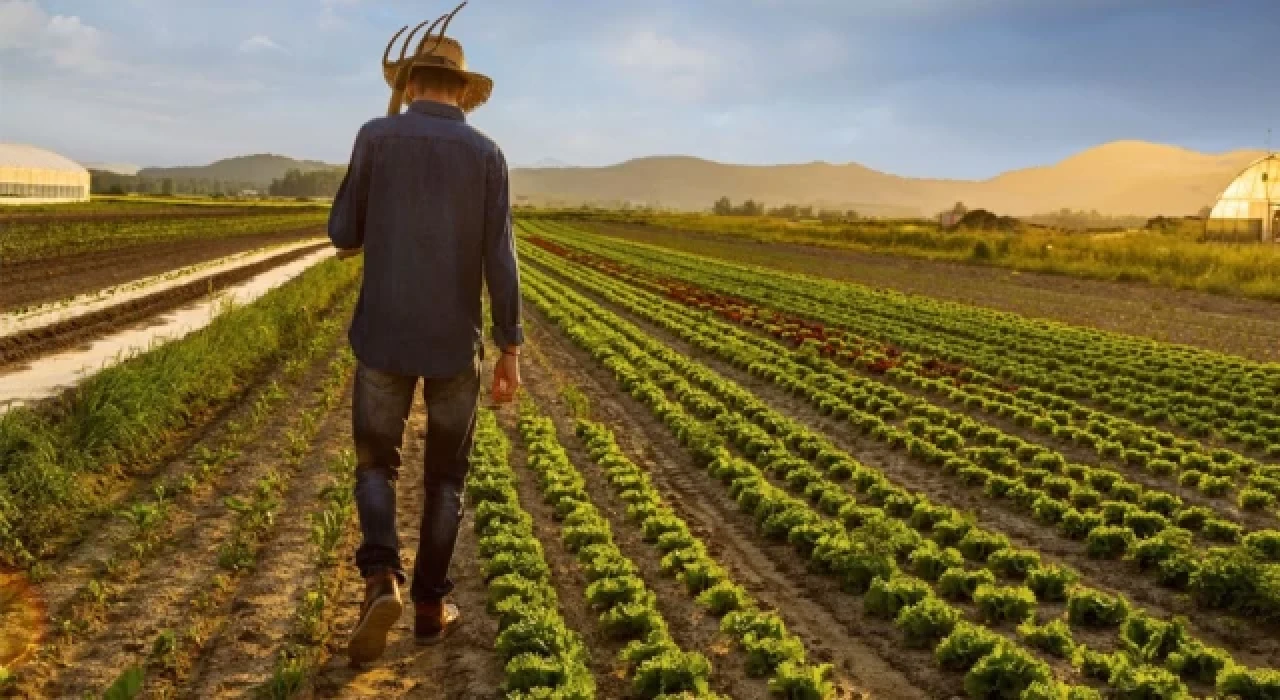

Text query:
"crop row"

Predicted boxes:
[[521, 240, 1280, 588], [515, 400, 724, 698], [564, 244, 1280, 512], [0, 257, 362, 570], [525, 221, 1280, 463], [525, 217, 1280, 415], [464, 409, 595, 698], [525, 223, 1280, 502], [520, 260, 1280, 697], [571, 408, 837, 698], [259, 446, 359, 699], [520, 241, 1262, 527], [523, 268, 1254, 699]]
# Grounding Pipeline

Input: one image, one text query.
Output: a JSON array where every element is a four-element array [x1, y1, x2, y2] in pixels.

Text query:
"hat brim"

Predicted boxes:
[[384, 61, 493, 113]]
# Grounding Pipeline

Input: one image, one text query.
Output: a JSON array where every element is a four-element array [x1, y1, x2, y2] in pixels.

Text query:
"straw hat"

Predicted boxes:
[[381, 2, 493, 115]]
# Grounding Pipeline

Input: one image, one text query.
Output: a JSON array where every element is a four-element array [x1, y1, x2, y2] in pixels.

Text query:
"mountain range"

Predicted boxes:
[[509, 141, 1267, 216], [126, 141, 1267, 216]]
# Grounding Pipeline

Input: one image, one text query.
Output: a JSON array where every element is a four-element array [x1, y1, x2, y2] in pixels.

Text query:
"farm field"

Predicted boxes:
[[572, 220, 1280, 363], [0, 200, 328, 311], [2, 215, 1280, 699]]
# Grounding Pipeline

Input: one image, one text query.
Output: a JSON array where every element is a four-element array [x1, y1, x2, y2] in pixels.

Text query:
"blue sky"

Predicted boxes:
[[1, 0, 1277, 178]]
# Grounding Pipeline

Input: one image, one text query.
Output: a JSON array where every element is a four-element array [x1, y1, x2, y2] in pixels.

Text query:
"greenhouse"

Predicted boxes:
[[0, 143, 91, 205], [1205, 154, 1280, 242]]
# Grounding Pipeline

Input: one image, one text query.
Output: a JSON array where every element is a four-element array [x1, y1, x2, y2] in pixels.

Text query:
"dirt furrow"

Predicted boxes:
[[525, 310, 936, 699], [310, 404, 503, 699]]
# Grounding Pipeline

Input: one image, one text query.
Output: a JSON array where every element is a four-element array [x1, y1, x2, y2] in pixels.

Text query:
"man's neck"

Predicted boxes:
[[409, 93, 460, 108]]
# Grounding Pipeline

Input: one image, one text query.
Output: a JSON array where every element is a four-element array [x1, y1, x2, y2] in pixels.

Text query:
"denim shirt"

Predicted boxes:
[[329, 100, 523, 378]]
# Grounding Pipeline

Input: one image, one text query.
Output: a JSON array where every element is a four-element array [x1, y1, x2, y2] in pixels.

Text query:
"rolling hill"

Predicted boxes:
[[137, 154, 340, 187], [509, 141, 1266, 217]]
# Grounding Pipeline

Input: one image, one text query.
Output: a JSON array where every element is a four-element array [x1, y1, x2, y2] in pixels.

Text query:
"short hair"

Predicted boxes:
[[408, 66, 469, 97]]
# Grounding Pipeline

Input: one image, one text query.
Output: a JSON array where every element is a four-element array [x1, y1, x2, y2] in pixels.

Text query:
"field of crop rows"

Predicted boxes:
[[2, 215, 1278, 699]]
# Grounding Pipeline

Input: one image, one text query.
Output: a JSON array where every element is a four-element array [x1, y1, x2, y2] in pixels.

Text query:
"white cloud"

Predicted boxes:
[[607, 29, 727, 102], [0, 1, 116, 74], [0, 0, 46, 49], [238, 34, 285, 53]]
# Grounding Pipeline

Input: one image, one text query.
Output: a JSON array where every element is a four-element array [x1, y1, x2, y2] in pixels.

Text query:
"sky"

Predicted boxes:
[[1, 0, 1278, 179]]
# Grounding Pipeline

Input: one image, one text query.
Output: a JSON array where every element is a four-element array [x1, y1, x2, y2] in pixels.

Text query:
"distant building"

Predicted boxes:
[[939, 210, 963, 228], [0, 143, 91, 205], [1206, 154, 1280, 242]]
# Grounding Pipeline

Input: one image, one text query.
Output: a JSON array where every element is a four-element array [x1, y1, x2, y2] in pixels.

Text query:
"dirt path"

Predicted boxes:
[[523, 309, 937, 699], [310, 403, 504, 699], [0, 227, 323, 311], [584, 222, 1280, 362]]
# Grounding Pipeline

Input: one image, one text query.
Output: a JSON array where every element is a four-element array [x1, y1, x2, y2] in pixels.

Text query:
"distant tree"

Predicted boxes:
[[1198, 205, 1213, 219], [713, 196, 732, 215], [268, 168, 346, 198], [161, 178, 174, 196]]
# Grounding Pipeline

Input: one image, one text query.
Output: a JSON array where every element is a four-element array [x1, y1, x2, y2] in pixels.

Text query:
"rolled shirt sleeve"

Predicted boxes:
[[482, 148, 524, 348], [328, 124, 372, 250]]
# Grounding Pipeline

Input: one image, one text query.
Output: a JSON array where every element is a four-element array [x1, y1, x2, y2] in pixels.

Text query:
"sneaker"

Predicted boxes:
[[414, 599, 461, 645], [347, 570, 403, 663]]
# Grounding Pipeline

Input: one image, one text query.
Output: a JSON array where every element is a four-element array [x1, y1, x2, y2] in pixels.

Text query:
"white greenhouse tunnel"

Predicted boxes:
[[1207, 154, 1280, 242], [0, 143, 91, 205]]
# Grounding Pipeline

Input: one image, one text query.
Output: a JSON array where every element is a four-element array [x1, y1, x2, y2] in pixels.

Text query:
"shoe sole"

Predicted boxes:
[[347, 595, 403, 664]]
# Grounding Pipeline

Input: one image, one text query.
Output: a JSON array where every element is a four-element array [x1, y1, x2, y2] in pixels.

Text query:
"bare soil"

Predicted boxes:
[[0, 205, 323, 225], [0, 226, 324, 311], [585, 222, 1280, 362]]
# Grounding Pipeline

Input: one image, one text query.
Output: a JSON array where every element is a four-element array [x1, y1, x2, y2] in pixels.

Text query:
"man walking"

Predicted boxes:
[[328, 4, 522, 664]]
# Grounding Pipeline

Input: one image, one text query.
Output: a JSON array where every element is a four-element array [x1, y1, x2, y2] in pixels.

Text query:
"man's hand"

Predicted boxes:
[[335, 247, 363, 260], [491, 347, 522, 403]]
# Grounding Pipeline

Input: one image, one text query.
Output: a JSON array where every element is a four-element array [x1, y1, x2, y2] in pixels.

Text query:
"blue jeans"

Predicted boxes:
[[352, 356, 481, 602]]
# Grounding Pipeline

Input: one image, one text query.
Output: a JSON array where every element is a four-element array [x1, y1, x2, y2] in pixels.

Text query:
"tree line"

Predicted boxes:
[[267, 168, 346, 198], [711, 197, 859, 221], [90, 171, 260, 196]]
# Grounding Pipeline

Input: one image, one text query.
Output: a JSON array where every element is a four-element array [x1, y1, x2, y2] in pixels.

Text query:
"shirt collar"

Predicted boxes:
[[408, 100, 465, 121]]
